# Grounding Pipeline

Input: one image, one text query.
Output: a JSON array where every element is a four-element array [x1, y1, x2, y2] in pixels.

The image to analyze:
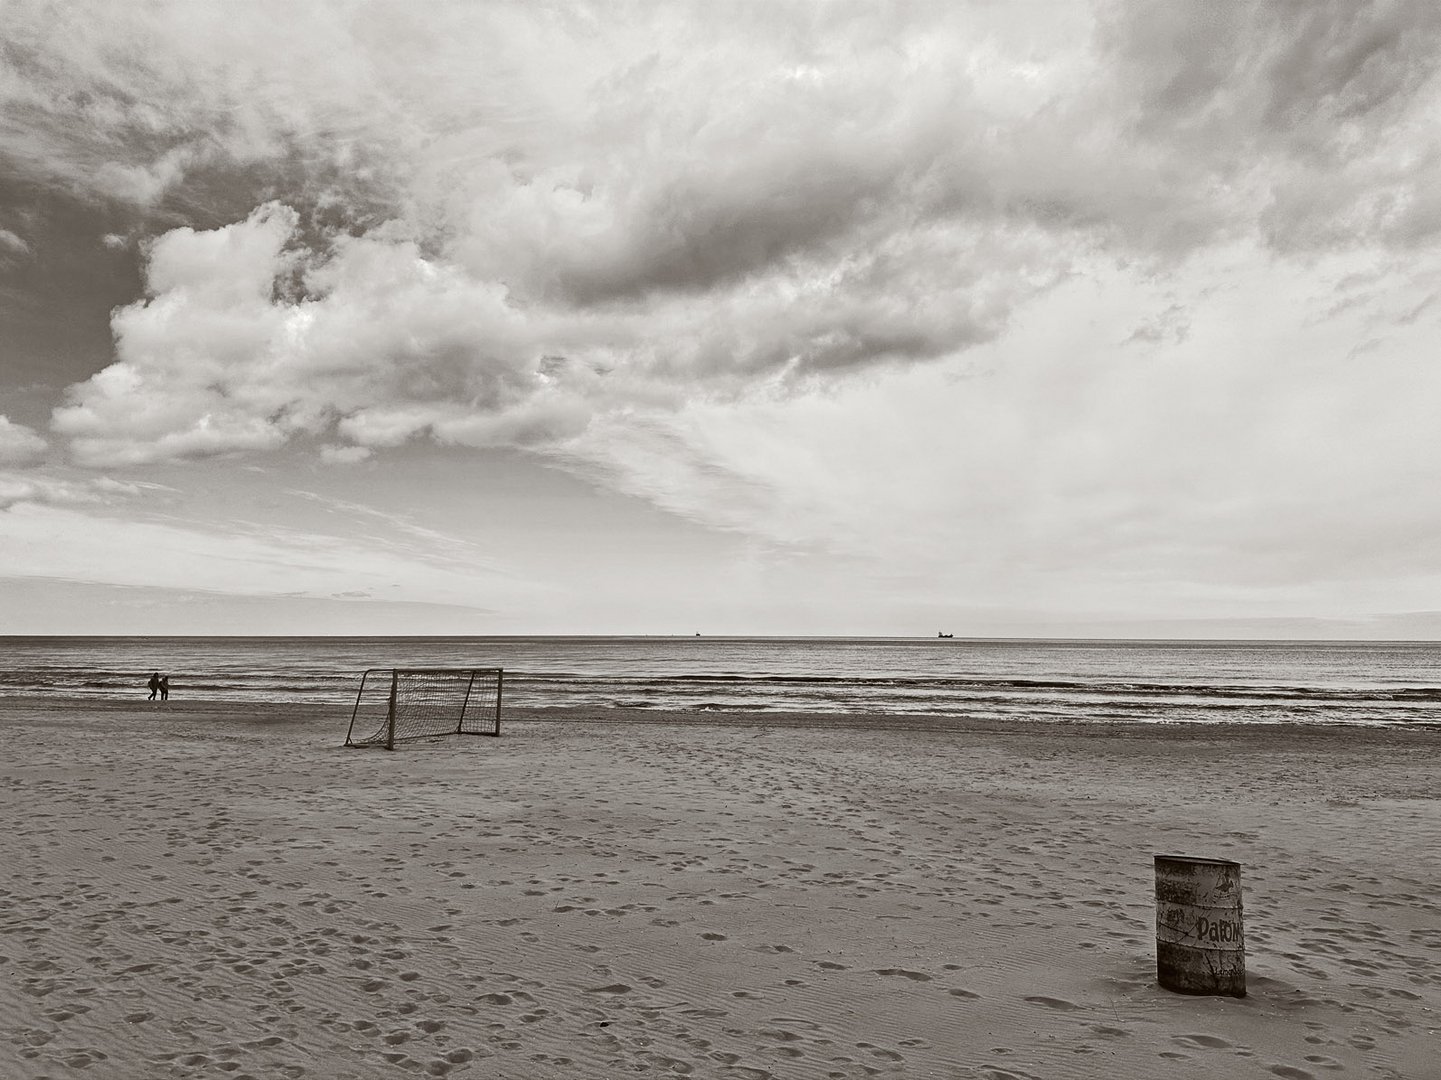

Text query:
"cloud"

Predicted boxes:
[[552, 243, 1441, 618], [48, 165, 1012, 460], [53, 186, 1035, 465], [50, 203, 602, 464], [1, 0, 393, 210], [0, 496, 547, 615], [0, 468, 159, 510], [12, 0, 1441, 588], [282, 487, 508, 574], [0, 228, 30, 257], [318, 444, 372, 465], [1099, 1, 1441, 252], [0, 417, 47, 464], [1123, 301, 1190, 347]]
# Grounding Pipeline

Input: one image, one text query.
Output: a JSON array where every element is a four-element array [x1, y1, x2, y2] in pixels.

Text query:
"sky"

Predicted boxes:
[[3, 0, 1441, 638]]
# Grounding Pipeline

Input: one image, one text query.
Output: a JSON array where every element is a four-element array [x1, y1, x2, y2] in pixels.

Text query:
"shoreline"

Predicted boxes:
[[2, 697, 1437, 1078], [5, 693, 1441, 734]]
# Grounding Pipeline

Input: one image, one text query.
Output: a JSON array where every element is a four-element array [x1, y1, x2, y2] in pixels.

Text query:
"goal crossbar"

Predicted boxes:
[[344, 667, 503, 749]]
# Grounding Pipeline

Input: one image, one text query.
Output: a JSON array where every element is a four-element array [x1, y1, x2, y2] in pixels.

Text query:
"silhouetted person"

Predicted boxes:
[[148, 672, 160, 700], [159, 675, 170, 702]]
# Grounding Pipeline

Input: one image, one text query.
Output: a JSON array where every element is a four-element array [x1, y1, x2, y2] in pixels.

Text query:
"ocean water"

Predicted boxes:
[[1, 636, 1439, 727]]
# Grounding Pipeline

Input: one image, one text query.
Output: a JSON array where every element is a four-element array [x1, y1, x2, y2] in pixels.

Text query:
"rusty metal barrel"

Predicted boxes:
[[1154, 854, 1245, 997]]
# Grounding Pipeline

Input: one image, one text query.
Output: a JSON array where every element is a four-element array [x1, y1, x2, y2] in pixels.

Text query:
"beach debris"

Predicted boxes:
[[1154, 853, 1246, 997]]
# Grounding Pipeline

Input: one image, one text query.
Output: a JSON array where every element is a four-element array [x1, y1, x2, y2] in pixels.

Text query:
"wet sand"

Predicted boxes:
[[1, 697, 1437, 1079]]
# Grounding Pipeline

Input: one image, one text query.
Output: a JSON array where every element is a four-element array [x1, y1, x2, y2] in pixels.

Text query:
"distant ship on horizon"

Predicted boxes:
[[937, 632, 954, 639]]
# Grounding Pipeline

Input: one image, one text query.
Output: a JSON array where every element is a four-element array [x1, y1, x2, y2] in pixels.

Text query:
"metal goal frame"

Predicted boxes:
[[344, 667, 503, 749]]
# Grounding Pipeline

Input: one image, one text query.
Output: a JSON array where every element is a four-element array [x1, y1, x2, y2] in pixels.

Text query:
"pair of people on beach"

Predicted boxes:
[[147, 672, 170, 701]]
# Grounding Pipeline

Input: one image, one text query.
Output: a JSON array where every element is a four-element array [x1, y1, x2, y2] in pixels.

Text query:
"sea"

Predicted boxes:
[[1, 636, 1439, 728]]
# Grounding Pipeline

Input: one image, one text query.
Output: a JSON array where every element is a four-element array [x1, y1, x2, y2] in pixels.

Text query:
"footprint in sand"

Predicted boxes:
[[855, 1042, 904, 1061], [1174, 1034, 1232, 1049], [1269, 1067, 1316, 1080], [1022, 995, 1079, 1011], [874, 968, 931, 982]]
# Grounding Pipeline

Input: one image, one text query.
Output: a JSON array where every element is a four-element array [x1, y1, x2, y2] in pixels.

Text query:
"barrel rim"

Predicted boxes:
[[1154, 853, 1241, 869]]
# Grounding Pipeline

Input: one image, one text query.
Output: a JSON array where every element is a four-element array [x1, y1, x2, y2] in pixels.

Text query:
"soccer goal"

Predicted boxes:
[[344, 668, 503, 749]]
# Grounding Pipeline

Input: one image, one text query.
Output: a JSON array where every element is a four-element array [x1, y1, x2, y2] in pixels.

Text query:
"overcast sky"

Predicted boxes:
[[3, 0, 1441, 637]]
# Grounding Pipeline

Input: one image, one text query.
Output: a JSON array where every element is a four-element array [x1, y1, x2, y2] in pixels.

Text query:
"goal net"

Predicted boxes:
[[344, 668, 503, 749]]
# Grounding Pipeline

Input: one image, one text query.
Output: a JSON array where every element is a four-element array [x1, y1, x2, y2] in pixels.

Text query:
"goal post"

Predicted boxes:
[[344, 667, 503, 749]]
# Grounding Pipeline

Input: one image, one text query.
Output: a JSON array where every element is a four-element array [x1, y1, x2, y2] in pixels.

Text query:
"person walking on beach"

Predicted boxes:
[[148, 672, 161, 700], [159, 675, 170, 702]]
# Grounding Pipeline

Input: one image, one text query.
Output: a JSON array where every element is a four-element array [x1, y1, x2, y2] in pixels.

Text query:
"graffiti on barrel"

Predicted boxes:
[[1154, 854, 1246, 997]]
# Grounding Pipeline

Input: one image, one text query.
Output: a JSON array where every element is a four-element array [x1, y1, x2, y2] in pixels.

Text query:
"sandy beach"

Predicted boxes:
[[1, 699, 1437, 1079]]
